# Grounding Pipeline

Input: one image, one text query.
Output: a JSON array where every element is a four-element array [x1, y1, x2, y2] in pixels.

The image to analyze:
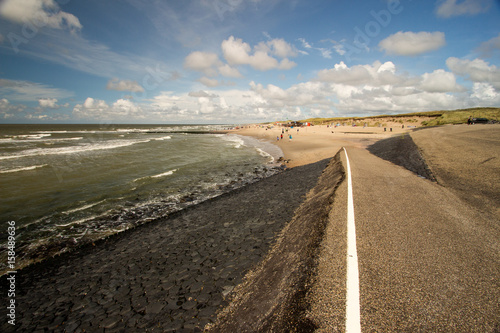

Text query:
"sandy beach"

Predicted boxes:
[[234, 123, 411, 168]]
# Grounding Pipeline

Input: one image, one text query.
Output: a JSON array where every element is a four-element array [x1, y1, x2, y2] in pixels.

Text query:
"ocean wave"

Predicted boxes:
[[37, 131, 68, 134], [0, 136, 84, 144], [134, 169, 177, 182], [154, 136, 172, 141], [62, 200, 107, 215], [0, 164, 49, 174], [221, 134, 245, 148], [16, 134, 52, 139], [0, 139, 151, 160], [55, 216, 97, 228], [256, 148, 274, 162], [152, 169, 177, 178]]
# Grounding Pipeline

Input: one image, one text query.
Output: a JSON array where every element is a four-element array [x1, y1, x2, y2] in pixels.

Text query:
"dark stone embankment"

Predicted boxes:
[[207, 151, 345, 332], [1, 158, 331, 332], [367, 132, 436, 182]]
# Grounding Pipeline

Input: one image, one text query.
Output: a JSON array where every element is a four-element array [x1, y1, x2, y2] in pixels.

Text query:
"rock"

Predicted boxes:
[[146, 302, 164, 315]]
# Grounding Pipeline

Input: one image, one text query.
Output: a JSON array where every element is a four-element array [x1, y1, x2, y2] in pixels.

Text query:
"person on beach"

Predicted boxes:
[[289, 134, 292, 141], [281, 134, 283, 140]]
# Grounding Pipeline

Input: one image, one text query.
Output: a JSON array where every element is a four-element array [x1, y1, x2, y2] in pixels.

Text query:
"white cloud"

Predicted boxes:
[[188, 90, 217, 98], [38, 97, 58, 108], [184, 51, 220, 76], [298, 38, 312, 49], [217, 64, 243, 78], [73, 97, 143, 120], [106, 79, 145, 93], [0, 0, 82, 32], [318, 48, 332, 59], [419, 69, 464, 92], [83, 97, 108, 109], [112, 99, 141, 116], [471, 83, 500, 103], [316, 61, 402, 86], [278, 58, 297, 70], [184, 51, 242, 79], [477, 33, 500, 57], [379, 31, 446, 56], [436, 0, 492, 18], [198, 76, 220, 87], [73, 97, 109, 118], [221, 36, 296, 71], [333, 44, 346, 56], [222, 36, 252, 66], [257, 38, 298, 58], [317, 62, 372, 85], [0, 98, 26, 118], [0, 79, 73, 102], [446, 57, 500, 90]]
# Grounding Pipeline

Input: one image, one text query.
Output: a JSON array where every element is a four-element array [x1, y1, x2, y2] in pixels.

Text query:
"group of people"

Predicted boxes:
[[276, 127, 299, 142], [277, 133, 293, 141]]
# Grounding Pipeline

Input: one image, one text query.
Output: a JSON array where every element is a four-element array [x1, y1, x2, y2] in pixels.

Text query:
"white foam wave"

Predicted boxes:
[[152, 169, 177, 178], [55, 216, 97, 228], [16, 134, 52, 140], [221, 135, 245, 148], [0, 164, 48, 173], [154, 136, 172, 141], [134, 169, 177, 182], [37, 131, 68, 134], [0, 139, 151, 160], [256, 148, 274, 162], [62, 200, 106, 215]]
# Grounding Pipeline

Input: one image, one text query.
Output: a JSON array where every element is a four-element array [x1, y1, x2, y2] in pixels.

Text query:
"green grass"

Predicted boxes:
[[295, 107, 499, 127], [420, 107, 500, 126]]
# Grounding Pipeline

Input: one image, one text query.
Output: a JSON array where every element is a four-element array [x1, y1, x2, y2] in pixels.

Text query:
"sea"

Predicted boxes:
[[0, 124, 283, 273]]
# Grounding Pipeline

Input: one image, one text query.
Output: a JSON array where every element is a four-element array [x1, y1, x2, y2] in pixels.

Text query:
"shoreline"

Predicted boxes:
[[231, 123, 412, 168], [0, 129, 285, 277], [1, 158, 333, 332]]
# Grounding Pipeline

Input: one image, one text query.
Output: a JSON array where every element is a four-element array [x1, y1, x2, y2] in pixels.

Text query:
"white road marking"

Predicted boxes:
[[344, 147, 361, 333]]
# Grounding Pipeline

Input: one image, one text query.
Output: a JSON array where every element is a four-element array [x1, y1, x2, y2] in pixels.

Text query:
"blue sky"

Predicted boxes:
[[0, 0, 499, 124]]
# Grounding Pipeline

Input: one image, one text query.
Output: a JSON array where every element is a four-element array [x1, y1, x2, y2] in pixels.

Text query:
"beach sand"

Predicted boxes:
[[233, 123, 411, 168]]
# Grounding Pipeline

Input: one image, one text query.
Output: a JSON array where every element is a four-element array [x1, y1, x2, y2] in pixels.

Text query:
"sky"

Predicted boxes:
[[0, 0, 499, 124]]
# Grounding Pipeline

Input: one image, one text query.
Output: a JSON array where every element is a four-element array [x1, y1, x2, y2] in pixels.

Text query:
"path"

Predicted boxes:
[[312, 127, 500, 332]]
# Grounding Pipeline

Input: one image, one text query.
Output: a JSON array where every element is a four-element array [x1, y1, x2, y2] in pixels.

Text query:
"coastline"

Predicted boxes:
[[4, 123, 497, 331], [1, 157, 333, 332], [231, 123, 411, 168], [0, 123, 413, 331]]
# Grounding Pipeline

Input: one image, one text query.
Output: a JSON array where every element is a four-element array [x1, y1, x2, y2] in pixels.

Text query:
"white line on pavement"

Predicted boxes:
[[343, 147, 361, 333]]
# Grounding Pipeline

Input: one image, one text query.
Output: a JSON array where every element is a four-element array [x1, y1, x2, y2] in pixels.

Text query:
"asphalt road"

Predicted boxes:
[[311, 127, 500, 332]]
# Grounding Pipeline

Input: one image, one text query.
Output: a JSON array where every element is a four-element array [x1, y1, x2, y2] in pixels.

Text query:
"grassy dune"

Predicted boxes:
[[420, 107, 500, 126], [298, 107, 500, 127]]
